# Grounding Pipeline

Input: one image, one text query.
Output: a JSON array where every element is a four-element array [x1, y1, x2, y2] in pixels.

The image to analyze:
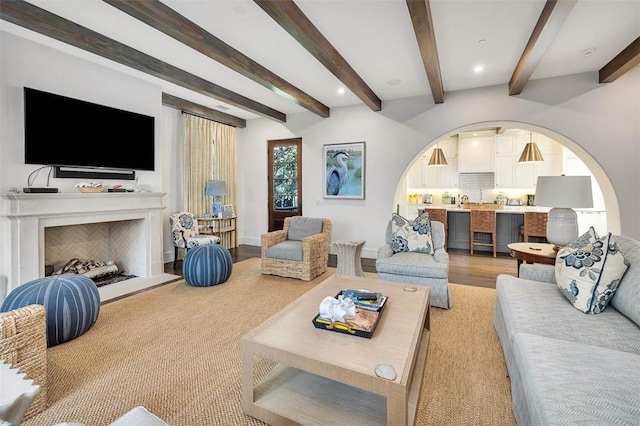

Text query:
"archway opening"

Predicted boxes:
[[395, 121, 619, 237]]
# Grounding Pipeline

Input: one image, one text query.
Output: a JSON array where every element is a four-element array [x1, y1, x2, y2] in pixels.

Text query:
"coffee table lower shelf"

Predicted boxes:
[[243, 328, 430, 426]]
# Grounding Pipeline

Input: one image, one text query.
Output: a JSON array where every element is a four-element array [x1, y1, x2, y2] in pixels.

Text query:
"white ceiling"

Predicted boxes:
[[2, 0, 638, 121]]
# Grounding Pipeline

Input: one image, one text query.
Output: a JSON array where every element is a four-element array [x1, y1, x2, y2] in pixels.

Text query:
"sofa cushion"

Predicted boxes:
[[376, 251, 448, 279], [495, 275, 640, 355], [512, 333, 640, 425], [288, 217, 323, 241], [266, 240, 303, 261], [608, 235, 640, 327], [555, 231, 629, 314], [388, 213, 435, 255]]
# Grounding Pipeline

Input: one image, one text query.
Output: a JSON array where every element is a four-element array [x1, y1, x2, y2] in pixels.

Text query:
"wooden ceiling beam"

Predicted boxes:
[[406, 0, 444, 104], [599, 36, 640, 83], [104, 0, 329, 118], [254, 0, 382, 112], [509, 0, 577, 96], [162, 94, 247, 128], [0, 0, 285, 123]]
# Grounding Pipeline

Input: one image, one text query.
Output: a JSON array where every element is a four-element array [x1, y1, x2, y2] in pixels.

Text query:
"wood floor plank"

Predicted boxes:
[[166, 245, 519, 289]]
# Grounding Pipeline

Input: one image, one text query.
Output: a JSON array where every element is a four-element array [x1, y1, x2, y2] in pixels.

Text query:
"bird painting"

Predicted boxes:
[[326, 151, 352, 195]]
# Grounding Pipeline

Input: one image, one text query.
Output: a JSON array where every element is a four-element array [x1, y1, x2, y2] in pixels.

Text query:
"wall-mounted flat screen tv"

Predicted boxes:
[[24, 87, 155, 171]]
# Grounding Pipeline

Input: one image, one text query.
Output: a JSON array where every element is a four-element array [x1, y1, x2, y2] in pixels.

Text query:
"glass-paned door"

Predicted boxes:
[[268, 138, 302, 231]]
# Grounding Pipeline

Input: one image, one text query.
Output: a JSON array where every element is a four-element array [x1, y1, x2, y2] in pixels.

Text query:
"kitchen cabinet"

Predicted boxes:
[[407, 139, 457, 188], [458, 133, 495, 173], [495, 132, 561, 188]]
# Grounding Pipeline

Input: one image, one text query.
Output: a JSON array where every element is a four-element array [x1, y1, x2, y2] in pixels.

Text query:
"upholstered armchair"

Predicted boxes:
[[170, 212, 220, 268], [376, 214, 451, 309], [261, 217, 332, 281]]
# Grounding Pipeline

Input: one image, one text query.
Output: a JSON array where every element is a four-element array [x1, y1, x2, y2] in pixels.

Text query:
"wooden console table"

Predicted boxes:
[[507, 242, 557, 276], [198, 216, 236, 248]]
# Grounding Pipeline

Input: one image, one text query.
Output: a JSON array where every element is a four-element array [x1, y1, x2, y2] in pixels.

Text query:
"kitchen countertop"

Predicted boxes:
[[410, 204, 550, 213], [409, 204, 605, 213]]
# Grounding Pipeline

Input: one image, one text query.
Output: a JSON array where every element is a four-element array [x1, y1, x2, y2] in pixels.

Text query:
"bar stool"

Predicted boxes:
[[470, 209, 497, 257], [421, 208, 448, 251], [518, 211, 548, 243]]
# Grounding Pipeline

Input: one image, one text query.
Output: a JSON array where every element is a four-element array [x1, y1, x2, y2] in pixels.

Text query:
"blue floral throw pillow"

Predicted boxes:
[[555, 228, 629, 314], [389, 213, 435, 255]]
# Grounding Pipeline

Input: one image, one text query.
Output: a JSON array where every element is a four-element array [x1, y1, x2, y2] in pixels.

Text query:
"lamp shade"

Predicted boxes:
[[534, 176, 593, 208], [428, 147, 448, 166], [205, 180, 228, 196], [518, 142, 544, 162]]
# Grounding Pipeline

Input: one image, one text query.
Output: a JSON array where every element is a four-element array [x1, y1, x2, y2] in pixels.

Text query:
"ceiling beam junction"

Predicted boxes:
[[406, 0, 445, 104], [508, 0, 577, 96], [254, 0, 382, 112], [599, 36, 640, 83], [104, 0, 329, 118], [0, 0, 285, 123]]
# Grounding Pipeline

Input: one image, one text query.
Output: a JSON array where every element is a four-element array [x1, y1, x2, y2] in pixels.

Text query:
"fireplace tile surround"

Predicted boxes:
[[0, 192, 179, 302]]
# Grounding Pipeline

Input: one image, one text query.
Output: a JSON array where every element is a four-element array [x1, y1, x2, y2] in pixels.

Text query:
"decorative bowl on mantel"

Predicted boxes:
[[76, 182, 104, 193], [77, 187, 104, 193]]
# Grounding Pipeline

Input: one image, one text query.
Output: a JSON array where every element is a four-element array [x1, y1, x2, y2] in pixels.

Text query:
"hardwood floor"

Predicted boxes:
[[165, 245, 518, 289]]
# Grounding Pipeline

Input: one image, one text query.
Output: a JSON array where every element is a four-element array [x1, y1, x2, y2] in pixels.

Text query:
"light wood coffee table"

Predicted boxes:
[[241, 274, 431, 425]]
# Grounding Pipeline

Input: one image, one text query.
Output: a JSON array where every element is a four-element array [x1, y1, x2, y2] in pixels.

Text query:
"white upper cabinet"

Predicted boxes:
[[407, 138, 458, 188], [458, 132, 495, 173], [495, 131, 562, 189]]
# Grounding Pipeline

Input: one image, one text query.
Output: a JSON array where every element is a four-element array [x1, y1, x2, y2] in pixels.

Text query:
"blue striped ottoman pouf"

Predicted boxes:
[[0, 275, 100, 347], [183, 244, 233, 287]]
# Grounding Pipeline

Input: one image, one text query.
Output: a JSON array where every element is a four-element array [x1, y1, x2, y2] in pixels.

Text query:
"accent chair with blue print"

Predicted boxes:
[[376, 212, 451, 309], [170, 212, 220, 268]]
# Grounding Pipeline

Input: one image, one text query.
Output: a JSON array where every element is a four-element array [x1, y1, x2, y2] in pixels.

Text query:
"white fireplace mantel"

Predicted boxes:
[[0, 192, 178, 301]]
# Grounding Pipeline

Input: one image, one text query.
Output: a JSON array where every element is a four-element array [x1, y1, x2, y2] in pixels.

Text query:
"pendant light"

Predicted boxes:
[[428, 143, 448, 166], [518, 132, 544, 163]]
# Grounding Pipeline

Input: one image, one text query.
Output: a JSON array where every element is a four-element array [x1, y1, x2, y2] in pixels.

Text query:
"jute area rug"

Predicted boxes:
[[24, 258, 515, 426]]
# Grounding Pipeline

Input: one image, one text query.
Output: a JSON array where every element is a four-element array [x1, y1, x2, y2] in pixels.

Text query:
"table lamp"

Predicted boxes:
[[205, 180, 227, 218], [534, 175, 593, 248]]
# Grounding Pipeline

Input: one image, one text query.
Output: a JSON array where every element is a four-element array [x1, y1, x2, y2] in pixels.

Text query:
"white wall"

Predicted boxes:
[[238, 68, 640, 258]]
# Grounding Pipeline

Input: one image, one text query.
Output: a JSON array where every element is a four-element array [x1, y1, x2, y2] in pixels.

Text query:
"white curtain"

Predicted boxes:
[[181, 113, 214, 216], [181, 113, 237, 248], [213, 122, 237, 247]]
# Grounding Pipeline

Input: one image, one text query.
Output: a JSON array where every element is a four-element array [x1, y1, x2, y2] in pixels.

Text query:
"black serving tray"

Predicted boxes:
[[312, 291, 387, 339]]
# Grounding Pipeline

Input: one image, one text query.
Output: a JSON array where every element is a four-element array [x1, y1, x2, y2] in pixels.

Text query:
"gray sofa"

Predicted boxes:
[[376, 220, 451, 309], [494, 234, 640, 425]]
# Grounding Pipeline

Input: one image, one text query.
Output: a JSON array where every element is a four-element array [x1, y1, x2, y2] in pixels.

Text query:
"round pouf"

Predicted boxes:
[[183, 244, 233, 287], [0, 275, 100, 347]]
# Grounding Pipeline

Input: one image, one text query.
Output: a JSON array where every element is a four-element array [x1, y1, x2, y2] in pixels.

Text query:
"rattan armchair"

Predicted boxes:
[[261, 217, 332, 281], [0, 304, 47, 421]]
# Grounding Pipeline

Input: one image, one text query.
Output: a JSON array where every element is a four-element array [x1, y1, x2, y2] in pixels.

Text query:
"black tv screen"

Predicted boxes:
[[24, 87, 155, 171]]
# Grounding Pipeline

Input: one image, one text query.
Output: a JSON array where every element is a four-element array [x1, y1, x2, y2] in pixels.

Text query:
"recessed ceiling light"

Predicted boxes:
[[215, 104, 230, 111], [386, 79, 402, 86], [583, 47, 596, 57], [337, 87, 345, 95], [478, 39, 487, 44], [474, 65, 484, 73]]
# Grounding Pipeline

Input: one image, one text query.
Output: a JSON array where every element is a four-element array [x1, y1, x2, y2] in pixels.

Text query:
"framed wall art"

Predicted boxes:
[[323, 142, 365, 199], [222, 204, 235, 218]]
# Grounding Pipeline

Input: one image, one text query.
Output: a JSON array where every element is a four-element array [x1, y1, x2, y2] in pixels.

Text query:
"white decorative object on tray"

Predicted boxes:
[[318, 295, 356, 323]]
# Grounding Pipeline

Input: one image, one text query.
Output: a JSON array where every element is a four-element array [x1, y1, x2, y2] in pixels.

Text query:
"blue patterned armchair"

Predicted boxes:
[[376, 213, 451, 309], [170, 212, 219, 268]]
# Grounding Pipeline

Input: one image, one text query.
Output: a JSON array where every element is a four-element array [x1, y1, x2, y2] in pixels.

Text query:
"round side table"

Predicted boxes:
[[333, 240, 366, 277]]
